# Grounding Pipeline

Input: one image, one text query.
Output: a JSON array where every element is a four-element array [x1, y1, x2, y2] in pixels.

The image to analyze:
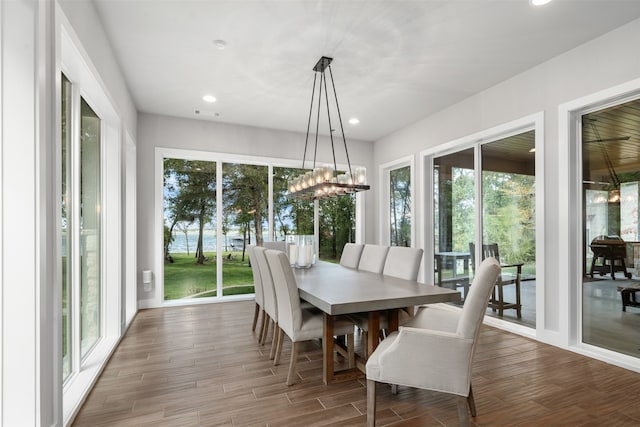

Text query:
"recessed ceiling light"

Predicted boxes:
[[531, 0, 552, 6], [348, 118, 360, 125], [213, 39, 227, 50], [202, 94, 216, 103]]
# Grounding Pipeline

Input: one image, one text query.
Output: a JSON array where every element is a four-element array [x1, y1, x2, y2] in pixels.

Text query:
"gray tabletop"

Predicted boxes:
[[293, 261, 461, 315]]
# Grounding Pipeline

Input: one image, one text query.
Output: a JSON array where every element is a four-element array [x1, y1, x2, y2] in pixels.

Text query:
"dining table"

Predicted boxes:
[[293, 261, 461, 384]]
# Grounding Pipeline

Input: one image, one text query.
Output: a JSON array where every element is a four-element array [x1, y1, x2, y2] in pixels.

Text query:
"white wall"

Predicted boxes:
[[136, 113, 374, 307], [1, 1, 55, 425], [373, 19, 640, 346], [57, 0, 137, 139]]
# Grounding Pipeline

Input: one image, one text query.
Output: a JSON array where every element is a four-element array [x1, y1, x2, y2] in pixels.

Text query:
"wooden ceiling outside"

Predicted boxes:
[[583, 98, 640, 184]]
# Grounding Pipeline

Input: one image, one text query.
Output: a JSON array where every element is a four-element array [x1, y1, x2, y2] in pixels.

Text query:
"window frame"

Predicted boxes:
[[420, 112, 544, 336], [379, 155, 415, 247], [559, 77, 640, 370], [59, 22, 123, 424], [153, 147, 367, 307]]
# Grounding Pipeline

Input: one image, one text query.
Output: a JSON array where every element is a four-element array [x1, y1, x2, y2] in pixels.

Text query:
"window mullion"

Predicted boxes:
[[216, 160, 223, 298], [70, 84, 82, 374]]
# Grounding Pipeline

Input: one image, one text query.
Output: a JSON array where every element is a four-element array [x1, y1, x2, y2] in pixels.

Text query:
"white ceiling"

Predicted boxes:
[[94, 0, 640, 142]]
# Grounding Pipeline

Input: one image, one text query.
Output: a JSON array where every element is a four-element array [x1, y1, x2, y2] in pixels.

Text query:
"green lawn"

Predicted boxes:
[[164, 252, 254, 300]]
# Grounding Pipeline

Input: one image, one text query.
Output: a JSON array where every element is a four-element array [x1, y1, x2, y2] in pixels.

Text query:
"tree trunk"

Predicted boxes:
[[196, 203, 206, 264]]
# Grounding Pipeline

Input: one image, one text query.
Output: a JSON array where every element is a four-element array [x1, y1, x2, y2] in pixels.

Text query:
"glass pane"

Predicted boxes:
[[61, 74, 72, 379], [319, 193, 355, 262], [390, 166, 411, 247], [80, 98, 101, 358], [433, 148, 475, 301], [163, 159, 217, 299], [273, 166, 314, 239], [222, 163, 268, 296], [582, 99, 640, 358], [481, 131, 536, 326]]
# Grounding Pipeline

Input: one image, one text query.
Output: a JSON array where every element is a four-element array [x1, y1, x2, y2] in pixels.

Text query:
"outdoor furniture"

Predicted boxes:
[[590, 235, 632, 280], [617, 283, 640, 311], [365, 257, 501, 427], [435, 251, 471, 300]]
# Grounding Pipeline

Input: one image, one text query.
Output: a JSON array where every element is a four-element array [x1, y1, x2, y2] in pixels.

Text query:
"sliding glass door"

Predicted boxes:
[[161, 155, 363, 301], [61, 73, 103, 381], [163, 159, 218, 300], [432, 129, 537, 326], [433, 148, 475, 302], [581, 98, 640, 358]]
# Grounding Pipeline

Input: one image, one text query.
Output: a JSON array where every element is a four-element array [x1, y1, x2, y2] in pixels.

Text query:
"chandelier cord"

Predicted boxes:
[[288, 56, 370, 200], [302, 73, 318, 170], [328, 65, 352, 177], [312, 70, 323, 169], [322, 68, 339, 175]]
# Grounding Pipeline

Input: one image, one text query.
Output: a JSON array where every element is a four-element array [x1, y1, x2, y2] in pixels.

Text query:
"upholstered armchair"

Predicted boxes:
[[366, 257, 501, 426]]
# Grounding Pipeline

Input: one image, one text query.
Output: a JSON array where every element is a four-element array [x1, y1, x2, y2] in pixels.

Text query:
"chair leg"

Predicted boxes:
[[515, 280, 522, 318], [467, 385, 477, 417], [270, 322, 279, 360], [286, 341, 300, 386], [491, 287, 497, 312], [258, 311, 266, 343], [274, 328, 285, 366], [457, 396, 470, 427], [252, 303, 260, 332], [260, 314, 269, 345], [367, 379, 376, 427], [391, 384, 398, 395], [498, 285, 504, 317]]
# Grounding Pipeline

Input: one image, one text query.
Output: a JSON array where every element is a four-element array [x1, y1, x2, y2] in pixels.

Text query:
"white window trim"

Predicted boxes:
[[420, 112, 544, 340], [559, 77, 640, 373], [150, 147, 367, 309], [58, 11, 123, 425]]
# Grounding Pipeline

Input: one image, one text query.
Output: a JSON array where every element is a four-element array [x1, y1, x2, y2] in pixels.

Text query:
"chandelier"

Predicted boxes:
[[287, 56, 370, 200]]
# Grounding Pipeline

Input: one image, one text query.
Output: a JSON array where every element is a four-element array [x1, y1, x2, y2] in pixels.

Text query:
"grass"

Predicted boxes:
[[164, 252, 254, 300]]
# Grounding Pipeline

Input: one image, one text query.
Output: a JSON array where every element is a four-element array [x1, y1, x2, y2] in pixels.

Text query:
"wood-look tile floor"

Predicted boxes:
[[72, 301, 640, 426]]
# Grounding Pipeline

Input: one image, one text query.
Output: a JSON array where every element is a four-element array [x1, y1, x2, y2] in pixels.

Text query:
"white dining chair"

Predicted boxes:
[[383, 246, 423, 281], [253, 246, 279, 359], [365, 257, 501, 426], [340, 243, 364, 269], [247, 245, 265, 337], [358, 244, 390, 274], [265, 249, 356, 385]]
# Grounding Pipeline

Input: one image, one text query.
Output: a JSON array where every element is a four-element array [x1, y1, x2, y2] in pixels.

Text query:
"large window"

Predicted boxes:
[[319, 193, 356, 261], [79, 98, 102, 357], [381, 158, 413, 247], [61, 73, 104, 377], [581, 98, 640, 358], [431, 127, 537, 327], [159, 151, 364, 302], [163, 159, 218, 300], [390, 166, 411, 247], [434, 148, 475, 302]]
